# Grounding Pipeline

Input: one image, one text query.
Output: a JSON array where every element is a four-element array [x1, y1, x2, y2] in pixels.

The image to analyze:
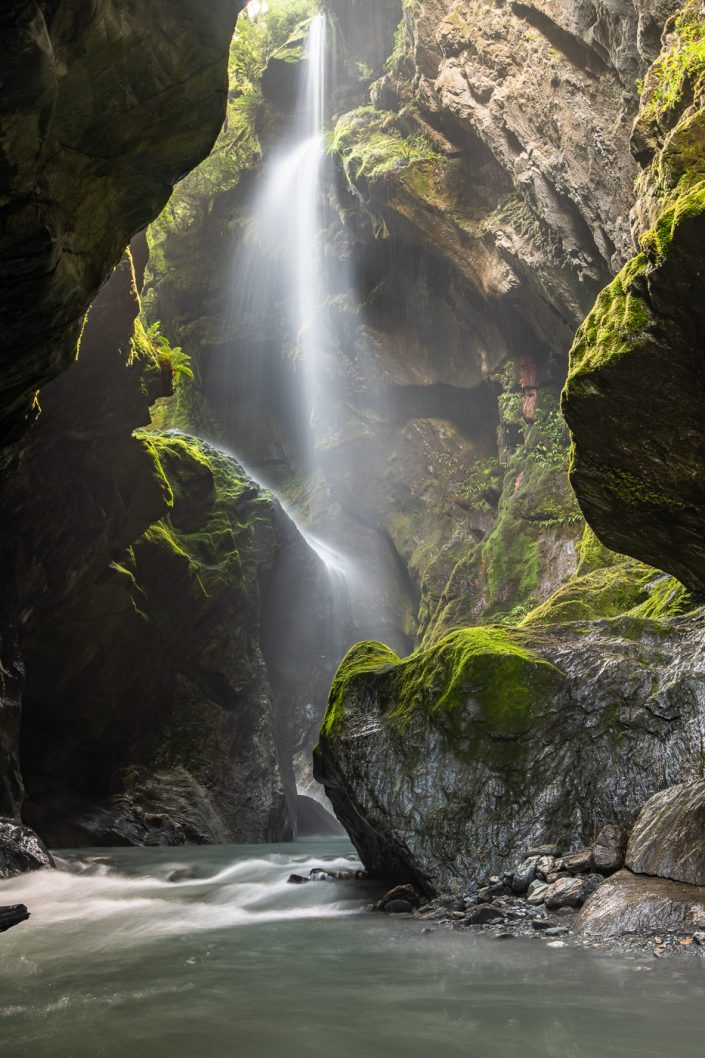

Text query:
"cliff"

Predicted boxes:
[[316, 0, 705, 891]]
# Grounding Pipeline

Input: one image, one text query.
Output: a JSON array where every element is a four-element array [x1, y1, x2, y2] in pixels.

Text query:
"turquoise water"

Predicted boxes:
[[0, 840, 703, 1057]]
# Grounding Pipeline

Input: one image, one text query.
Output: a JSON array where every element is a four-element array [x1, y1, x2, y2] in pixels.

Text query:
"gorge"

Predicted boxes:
[[2, 0, 705, 1054]]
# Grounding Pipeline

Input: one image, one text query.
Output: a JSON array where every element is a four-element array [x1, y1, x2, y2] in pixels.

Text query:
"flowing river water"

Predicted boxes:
[[1, 840, 704, 1058]]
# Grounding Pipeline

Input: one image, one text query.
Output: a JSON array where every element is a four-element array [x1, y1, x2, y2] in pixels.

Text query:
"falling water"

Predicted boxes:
[[208, 13, 410, 660]]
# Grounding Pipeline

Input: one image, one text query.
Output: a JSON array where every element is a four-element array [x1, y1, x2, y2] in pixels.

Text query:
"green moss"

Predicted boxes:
[[641, 2, 705, 125], [522, 552, 696, 628], [320, 627, 565, 763], [131, 431, 277, 620], [482, 505, 540, 617], [577, 526, 624, 575], [332, 107, 447, 199], [639, 181, 705, 261], [568, 253, 651, 382], [321, 641, 400, 738]]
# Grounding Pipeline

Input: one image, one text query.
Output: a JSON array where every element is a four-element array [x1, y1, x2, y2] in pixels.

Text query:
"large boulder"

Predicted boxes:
[[626, 781, 705, 886], [576, 870, 705, 938], [315, 606, 705, 893]]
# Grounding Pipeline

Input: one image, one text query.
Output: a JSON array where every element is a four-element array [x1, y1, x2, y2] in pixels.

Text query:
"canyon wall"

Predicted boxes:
[[316, 0, 705, 889], [0, 1, 339, 861]]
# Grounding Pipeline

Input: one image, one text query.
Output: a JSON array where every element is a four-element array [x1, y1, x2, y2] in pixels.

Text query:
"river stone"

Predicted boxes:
[[466, 906, 504, 926], [373, 884, 423, 912], [562, 848, 594, 874], [0, 905, 30, 934], [0, 820, 54, 879], [626, 781, 705, 887], [592, 825, 629, 875], [536, 856, 562, 881], [527, 880, 549, 906], [512, 857, 540, 894], [544, 877, 590, 910], [576, 870, 705, 938]]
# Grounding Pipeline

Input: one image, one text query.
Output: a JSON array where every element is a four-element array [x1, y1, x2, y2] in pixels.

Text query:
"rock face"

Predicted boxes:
[[315, 606, 705, 893], [0, 0, 239, 459], [0, 0, 244, 861], [563, 0, 705, 592], [314, 1, 705, 899], [626, 780, 705, 886], [21, 431, 336, 846], [0, 184, 336, 849]]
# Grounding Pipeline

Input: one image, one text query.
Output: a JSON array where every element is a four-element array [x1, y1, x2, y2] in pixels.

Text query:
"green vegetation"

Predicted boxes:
[[522, 558, 695, 628], [130, 320, 193, 383], [320, 626, 564, 754], [567, 253, 650, 383], [639, 182, 705, 262], [332, 107, 445, 190], [134, 431, 277, 610], [641, 2, 705, 124]]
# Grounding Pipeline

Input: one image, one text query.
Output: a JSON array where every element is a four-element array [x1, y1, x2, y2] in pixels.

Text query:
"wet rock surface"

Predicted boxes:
[[316, 612, 705, 892], [576, 871, 705, 939], [626, 781, 705, 886], [0, 904, 30, 934], [0, 820, 54, 879]]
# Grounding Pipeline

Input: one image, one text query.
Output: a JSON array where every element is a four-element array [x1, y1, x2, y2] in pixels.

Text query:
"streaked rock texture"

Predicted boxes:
[[576, 870, 705, 937], [626, 780, 705, 886], [316, 607, 705, 893]]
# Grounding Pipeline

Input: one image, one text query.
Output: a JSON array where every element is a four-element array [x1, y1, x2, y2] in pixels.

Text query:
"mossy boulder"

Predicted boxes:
[[316, 602, 705, 891]]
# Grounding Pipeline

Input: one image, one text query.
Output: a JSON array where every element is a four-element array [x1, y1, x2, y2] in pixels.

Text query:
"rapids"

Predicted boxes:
[[1, 841, 704, 1057]]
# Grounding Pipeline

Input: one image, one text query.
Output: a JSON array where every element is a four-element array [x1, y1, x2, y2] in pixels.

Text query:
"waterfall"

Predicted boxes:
[[206, 12, 410, 671]]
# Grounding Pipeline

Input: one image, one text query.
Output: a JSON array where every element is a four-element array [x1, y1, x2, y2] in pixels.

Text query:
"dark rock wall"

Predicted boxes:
[[0, 0, 239, 460]]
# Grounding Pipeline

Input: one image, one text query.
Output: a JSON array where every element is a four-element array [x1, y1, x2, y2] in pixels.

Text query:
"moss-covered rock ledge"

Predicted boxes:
[[21, 432, 336, 848], [563, 1, 705, 592], [315, 583, 705, 893]]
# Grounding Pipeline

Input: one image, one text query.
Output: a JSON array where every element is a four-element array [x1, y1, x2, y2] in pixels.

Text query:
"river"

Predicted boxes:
[[0, 840, 703, 1057]]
